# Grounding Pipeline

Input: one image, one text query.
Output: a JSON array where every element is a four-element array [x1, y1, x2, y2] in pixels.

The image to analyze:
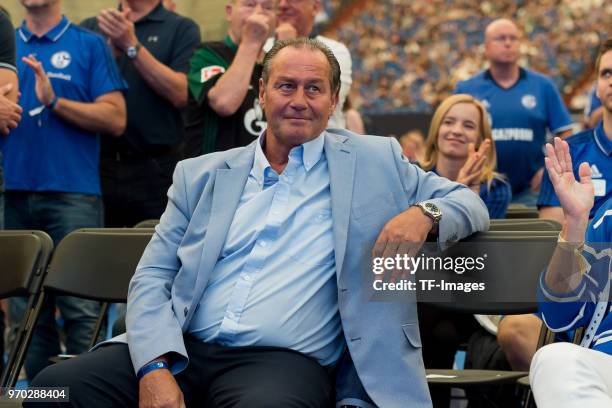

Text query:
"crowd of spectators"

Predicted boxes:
[[326, 0, 611, 114]]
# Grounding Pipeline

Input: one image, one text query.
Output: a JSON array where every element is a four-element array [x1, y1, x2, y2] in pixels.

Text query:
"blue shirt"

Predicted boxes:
[[539, 197, 612, 355], [455, 68, 573, 194], [188, 132, 344, 366], [430, 168, 511, 219], [479, 177, 512, 219], [538, 122, 612, 218], [0, 16, 125, 195]]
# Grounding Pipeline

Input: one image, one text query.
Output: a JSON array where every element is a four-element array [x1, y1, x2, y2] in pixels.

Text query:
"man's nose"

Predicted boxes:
[[289, 88, 307, 109]]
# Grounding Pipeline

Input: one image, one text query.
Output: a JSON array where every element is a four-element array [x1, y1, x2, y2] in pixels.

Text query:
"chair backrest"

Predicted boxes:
[[425, 230, 558, 315], [505, 206, 539, 219], [0, 231, 53, 298], [43, 229, 154, 302], [133, 219, 160, 228], [0, 230, 53, 388], [489, 219, 562, 232]]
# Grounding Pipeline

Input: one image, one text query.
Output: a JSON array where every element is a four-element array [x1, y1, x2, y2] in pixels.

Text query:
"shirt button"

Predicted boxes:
[[243, 274, 251, 281], [259, 241, 267, 247], [228, 312, 235, 320]]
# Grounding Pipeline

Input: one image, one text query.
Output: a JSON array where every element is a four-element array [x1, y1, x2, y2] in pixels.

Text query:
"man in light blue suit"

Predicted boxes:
[[29, 38, 489, 408]]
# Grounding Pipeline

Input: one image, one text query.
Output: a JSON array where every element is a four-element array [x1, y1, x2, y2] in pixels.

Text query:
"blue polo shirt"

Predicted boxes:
[[0, 16, 125, 195], [538, 122, 612, 218], [455, 68, 573, 194]]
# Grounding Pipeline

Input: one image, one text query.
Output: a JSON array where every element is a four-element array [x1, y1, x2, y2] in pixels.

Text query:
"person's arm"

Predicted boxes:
[[375, 137, 489, 258], [541, 138, 594, 294], [207, 13, 271, 117], [22, 54, 126, 137], [586, 106, 604, 129], [538, 206, 564, 223], [97, 8, 200, 109], [537, 165, 566, 223], [0, 77, 21, 135], [126, 159, 193, 376]]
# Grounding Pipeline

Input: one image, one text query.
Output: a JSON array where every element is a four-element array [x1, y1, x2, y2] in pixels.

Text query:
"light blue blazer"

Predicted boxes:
[[107, 129, 489, 407]]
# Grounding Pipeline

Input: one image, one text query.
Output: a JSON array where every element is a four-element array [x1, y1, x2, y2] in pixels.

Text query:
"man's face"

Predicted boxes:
[[259, 46, 338, 148], [484, 20, 521, 65], [19, 0, 58, 9], [277, 0, 319, 37], [596, 50, 612, 114], [226, 0, 276, 43]]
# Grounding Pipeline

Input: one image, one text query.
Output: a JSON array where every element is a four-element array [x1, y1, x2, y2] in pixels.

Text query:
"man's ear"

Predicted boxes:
[[329, 89, 339, 117], [259, 77, 266, 110], [225, 3, 233, 23], [313, 0, 322, 13]]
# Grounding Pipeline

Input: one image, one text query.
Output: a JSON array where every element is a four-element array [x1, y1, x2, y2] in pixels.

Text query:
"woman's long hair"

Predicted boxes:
[[420, 94, 501, 187]]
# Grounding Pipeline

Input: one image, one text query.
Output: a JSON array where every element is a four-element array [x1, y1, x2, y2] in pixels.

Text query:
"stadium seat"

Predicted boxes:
[[0, 231, 53, 388], [424, 230, 558, 397], [19, 229, 153, 370]]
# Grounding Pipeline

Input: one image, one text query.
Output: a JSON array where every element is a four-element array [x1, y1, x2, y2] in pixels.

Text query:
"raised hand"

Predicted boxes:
[[21, 54, 56, 107], [0, 84, 23, 135], [97, 8, 138, 52], [242, 12, 273, 47], [457, 139, 491, 193], [275, 22, 298, 41], [544, 137, 594, 224]]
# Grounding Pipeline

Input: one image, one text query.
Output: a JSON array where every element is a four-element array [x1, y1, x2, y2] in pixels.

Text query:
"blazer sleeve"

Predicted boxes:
[[388, 137, 490, 249], [126, 160, 191, 375]]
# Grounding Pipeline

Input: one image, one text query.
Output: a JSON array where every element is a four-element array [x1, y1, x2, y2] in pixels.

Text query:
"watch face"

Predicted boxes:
[[424, 203, 441, 218], [127, 47, 137, 58]]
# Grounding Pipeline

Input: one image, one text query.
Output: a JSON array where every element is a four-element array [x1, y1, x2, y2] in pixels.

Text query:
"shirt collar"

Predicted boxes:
[[223, 35, 238, 53], [593, 121, 612, 156], [251, 130, 326, 185], [18, 15, 71, 43], [484, 67, 527, 83]]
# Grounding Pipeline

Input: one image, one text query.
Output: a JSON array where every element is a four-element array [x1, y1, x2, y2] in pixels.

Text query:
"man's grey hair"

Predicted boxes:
[[261, 38, 341, 95]]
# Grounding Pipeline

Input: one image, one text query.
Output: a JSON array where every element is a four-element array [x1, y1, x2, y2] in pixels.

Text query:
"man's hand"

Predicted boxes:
[[275, 22, 298, 41], [242, 12, 272, 47], [97, 8, 139, 52], [544, 137, 593, 241], [139, 368, 185, 408], [457, 140, 491, 193], [373, 206, 434, 283], [0, 84, 23, 135], [22, 55, 56, 107]]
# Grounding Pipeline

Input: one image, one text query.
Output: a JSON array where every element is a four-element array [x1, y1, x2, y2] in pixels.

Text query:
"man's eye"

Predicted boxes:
[[278, 83, 293, 90], [307, 86, 321, 92]]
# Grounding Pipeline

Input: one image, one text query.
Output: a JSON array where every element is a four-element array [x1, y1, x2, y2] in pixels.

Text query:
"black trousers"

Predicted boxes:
[[100, 151, 178, 228], [27, 336, 333, 408]]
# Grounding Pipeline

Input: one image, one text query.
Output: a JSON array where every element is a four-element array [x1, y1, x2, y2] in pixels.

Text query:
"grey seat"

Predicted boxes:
[[19, 229, 153, 369], [425, 230, 557, 390], [0, 231, 53, 388]]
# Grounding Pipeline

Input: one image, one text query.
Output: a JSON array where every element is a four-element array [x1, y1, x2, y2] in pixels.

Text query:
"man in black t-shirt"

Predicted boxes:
[[183, 0, 276, 156], [82, 0, 200, 228]]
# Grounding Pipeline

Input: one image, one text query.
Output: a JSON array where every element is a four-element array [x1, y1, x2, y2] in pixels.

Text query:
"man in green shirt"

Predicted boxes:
[[183, 0, 276, 156]]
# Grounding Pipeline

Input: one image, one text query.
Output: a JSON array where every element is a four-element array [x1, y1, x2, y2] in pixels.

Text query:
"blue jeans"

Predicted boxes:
[[5, 191, 103, 380]]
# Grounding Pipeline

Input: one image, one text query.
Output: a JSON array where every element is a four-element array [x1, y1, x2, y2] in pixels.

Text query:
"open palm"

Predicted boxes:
[[544, 137, 594, 220]]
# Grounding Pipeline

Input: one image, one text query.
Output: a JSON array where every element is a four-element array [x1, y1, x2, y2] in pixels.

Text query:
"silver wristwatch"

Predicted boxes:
[[412, 202, 442, 227], [126, 43, 142, 59]]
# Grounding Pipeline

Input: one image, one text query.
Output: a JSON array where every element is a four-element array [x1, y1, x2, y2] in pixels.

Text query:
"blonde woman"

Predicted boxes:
[[421, 94, 511, 218]]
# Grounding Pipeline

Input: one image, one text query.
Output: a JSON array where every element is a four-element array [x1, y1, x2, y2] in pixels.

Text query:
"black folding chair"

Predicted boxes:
[[489, 218, 561, 232], [18, 229, 153, 369], [424, 231, 558, 396], [133, 219, 160, 228], [505, 205, 539, 219], [0, 231, 53, 388]]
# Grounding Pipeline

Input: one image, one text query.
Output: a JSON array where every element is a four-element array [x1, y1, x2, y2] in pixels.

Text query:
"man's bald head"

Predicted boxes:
[[484, 18, 521, 66]]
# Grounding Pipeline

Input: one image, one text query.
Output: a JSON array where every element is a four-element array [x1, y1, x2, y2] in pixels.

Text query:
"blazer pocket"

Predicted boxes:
[[402, 323, 422, 348]]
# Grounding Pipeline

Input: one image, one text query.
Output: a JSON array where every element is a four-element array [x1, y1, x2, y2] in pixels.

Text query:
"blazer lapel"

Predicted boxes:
[[183, 143, 256, 329], [325, 132, 355, 282]]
